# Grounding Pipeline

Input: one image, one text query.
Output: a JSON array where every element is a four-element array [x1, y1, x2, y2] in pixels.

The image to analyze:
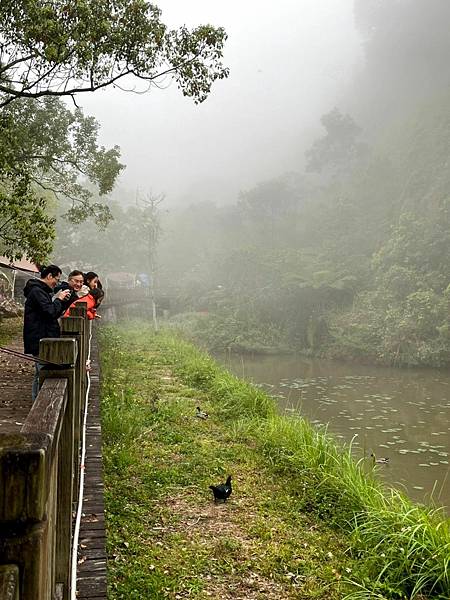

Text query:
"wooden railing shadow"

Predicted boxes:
[[0, 304, 90, 600]]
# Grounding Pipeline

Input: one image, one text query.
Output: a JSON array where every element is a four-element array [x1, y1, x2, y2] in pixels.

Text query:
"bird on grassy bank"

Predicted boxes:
[[209, 475, 232, 502], [371, 453, 390, 465], [196, 406, 208, 420]]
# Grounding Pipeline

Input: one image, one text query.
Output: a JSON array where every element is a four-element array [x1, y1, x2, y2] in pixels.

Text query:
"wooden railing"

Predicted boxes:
[[0, 305, 90, 600]]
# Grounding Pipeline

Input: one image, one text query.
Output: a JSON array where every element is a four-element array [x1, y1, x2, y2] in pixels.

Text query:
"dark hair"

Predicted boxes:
[[69, 270, 84, 278], [90, 287, 104, 305], [40, 265, 62, 278], [84, 271, 99, 285]]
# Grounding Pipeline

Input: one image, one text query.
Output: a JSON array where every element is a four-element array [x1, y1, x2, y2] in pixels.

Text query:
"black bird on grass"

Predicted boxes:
[[209, 475, 232, 502], [196, 406, 208, 420]]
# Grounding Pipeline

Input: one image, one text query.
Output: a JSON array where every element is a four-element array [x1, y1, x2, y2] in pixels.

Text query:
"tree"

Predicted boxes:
[[139, 192, 164, 331], [0, 97, 123, 261], [0, 0, 229, 107], [305, 108, 365, 175], [0, 1, 229, 261]]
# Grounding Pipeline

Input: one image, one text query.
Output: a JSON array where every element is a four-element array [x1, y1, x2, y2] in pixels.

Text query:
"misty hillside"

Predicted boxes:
[[54, 0, 450, 367]]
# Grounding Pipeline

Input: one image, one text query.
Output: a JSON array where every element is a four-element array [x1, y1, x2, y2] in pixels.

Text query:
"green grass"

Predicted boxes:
[[0, 316, 22, 345], [99, 321, 450, 599]]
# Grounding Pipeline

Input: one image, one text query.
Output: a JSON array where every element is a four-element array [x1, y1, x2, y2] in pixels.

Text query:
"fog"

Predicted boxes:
[[54, 0, 450, 370], [52, 0, 450, 555], [80, 0, 362, 204]]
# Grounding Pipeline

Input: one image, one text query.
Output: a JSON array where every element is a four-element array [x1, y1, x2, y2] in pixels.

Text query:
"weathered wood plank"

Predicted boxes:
[[0, 564, 19, 600], [79, 538, 106, 550], [0, 432, 49, 522], [21, 378, 67, 438], [0, 326, 98, 600], [78, 547, 107, 559], [76, 579, 107, 595], [0, 323, 107, 600]]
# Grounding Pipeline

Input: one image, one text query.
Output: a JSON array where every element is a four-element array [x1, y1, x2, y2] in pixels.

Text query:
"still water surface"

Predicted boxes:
[[218, 353, 450, 510]]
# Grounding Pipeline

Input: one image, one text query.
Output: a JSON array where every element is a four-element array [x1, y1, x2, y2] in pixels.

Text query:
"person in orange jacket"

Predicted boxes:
[[63, 287, 104, 320]]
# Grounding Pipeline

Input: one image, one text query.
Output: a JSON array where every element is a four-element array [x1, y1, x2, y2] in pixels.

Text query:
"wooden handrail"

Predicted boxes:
[[0, 379, 69, 599], [0, 305, 90, 600], [0, 378, 68, 522]]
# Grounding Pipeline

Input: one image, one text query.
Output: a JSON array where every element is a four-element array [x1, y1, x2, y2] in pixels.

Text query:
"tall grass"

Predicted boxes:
[[349, 497, 450, 598], [248, 415, 450, 598], [103, 323, 450, 598], [155, 333, 276, 419]]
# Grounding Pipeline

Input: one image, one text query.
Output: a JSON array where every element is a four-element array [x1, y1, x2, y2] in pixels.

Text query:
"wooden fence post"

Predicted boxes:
[[61, 315, 86, 489], [38, 338, 78, 600], [67, 304, 88, 410]]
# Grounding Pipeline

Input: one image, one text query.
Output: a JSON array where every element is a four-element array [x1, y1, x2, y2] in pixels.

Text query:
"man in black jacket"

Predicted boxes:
[[23, 265, 71, 401]]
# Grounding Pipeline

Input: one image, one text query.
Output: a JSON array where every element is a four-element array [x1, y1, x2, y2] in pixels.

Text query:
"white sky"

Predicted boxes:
[[80, 1, 362, 205]]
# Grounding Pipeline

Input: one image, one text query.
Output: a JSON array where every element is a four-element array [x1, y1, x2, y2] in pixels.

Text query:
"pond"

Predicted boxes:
[[218, 353, 450, 510]]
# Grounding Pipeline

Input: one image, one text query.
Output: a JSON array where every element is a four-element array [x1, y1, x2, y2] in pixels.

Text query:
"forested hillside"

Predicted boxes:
[[155, 1, 450, 367], [55, 0, 450, 367]]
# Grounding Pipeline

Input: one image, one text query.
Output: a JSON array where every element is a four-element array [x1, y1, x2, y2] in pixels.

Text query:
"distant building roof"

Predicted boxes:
[[0, 256, 39, 274]]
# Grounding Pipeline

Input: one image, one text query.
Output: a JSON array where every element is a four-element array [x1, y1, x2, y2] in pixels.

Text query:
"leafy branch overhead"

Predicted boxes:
[[0, 1, 229, 262], [0, 1, 229, 106]]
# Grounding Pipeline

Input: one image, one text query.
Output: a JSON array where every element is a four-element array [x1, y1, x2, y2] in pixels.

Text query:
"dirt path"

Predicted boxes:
[[0, 332, 34, 433]]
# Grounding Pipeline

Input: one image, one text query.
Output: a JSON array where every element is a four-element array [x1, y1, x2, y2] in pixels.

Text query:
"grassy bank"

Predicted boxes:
[[99, 321, 450, 599]]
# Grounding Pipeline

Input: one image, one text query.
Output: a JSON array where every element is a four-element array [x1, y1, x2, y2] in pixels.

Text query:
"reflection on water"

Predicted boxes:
[[218, 353, 450, 509]]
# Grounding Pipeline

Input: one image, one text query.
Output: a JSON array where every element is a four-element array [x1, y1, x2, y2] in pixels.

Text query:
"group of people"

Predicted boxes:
[[23, 265, 105, 401]]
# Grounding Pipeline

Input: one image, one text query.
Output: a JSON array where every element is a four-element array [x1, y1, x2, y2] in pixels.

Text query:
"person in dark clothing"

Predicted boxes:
[[54, 269, 84, 312], [23, 265, 71, 401]]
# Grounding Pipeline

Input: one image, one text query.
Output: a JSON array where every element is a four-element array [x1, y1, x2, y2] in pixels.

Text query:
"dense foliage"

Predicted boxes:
[[0, 0, 228, 107]]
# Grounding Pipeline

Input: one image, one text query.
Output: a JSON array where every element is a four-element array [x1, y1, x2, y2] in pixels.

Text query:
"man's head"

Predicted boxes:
[[40, 265, 62, 289], [68, 270, 84, 292]]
